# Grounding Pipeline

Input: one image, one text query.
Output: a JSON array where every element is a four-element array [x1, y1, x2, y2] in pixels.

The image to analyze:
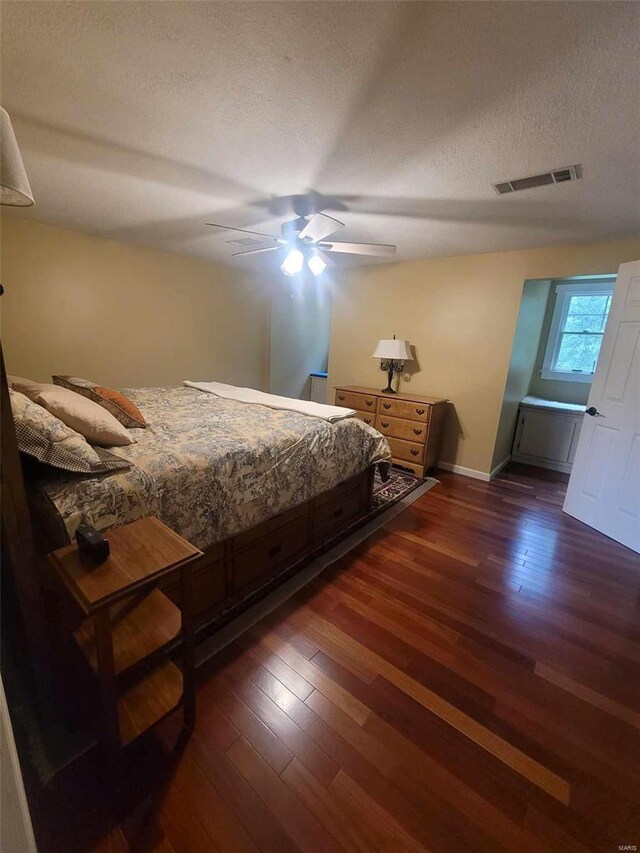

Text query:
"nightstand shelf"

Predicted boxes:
[[49, 517, 202, 765], [73, 588, 182, 676], [118, 659, 184, 746]]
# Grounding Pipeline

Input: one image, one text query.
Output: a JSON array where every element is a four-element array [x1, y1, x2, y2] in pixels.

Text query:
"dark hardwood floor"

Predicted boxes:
[[36, 465, 640, 852]]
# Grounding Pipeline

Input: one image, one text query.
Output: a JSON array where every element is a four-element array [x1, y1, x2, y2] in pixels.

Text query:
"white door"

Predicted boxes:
[[563, 260, 640, 552]]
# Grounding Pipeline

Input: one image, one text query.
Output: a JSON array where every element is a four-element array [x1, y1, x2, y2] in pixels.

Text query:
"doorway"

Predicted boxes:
[[491, 275, 616, 476]]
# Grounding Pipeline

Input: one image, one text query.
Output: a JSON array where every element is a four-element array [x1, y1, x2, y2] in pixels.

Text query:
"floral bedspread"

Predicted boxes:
[[35, 386, 391, 549]]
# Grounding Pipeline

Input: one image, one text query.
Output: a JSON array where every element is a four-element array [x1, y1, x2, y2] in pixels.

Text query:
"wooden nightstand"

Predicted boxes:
[[335, 386, 448, 477], [49, 517, 202, 763]]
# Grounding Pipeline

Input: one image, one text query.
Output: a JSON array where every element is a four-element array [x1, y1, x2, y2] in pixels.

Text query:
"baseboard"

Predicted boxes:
[[490, 455, 511, 479], [511, 452, 572, 474], [436, 461, 491, 482]]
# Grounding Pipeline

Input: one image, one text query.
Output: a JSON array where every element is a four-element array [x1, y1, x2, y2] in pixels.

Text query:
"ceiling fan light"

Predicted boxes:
[[281, 249, 304, 276], [308, 253, 327, 277]]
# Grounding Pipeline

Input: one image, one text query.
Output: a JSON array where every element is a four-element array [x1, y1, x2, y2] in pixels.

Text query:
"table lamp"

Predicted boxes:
[[372, 336, 413, 394], [1, 108, 34, 207]]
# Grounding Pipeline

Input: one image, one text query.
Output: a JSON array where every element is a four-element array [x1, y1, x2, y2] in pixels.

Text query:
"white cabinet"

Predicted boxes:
[[511, 396, 585, 473], [309, 373, 327, 404]]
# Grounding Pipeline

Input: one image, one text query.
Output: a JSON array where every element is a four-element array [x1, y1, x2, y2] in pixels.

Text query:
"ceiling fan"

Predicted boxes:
[[206, 201, 396, 277]]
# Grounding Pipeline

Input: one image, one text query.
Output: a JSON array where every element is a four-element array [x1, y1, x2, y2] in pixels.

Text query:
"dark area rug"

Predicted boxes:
[[372, 466, 424, 510]]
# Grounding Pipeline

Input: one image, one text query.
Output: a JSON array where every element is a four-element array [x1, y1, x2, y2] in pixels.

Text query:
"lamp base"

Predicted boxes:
[[381, 364, 397, 394]]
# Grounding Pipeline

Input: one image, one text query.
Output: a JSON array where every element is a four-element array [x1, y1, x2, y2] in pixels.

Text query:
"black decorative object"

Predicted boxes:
[[380, 358, 404, 394], [76, 523, 110, 563]]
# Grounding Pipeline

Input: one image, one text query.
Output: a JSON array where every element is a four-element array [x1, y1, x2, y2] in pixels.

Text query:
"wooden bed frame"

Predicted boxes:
[[160, 464, 374, 633], [1, 344, 377, 685]]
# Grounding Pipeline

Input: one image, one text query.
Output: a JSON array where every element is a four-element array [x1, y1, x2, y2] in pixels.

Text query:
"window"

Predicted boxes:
[[541, 278, 615, 383]]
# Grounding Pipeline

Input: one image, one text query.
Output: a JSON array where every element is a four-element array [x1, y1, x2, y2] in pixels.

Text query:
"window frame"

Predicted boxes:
[[540, 278, 615, 384]]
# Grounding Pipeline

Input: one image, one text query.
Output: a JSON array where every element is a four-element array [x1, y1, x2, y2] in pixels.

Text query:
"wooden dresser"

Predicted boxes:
[[335, 386, 448, 477]]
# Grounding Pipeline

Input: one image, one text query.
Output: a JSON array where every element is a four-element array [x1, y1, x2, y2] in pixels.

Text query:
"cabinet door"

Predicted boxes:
[[518, 410, 578, 463], [310, 376, 327, 404]]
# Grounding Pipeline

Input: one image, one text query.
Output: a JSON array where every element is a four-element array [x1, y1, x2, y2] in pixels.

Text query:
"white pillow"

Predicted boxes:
[[30, 385, 134, 447], [8, 376, 51, 394]]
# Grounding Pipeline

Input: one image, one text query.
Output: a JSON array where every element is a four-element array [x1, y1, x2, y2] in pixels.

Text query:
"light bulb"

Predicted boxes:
[[280, 249, 304, 276], [308, 253, 327, 277]]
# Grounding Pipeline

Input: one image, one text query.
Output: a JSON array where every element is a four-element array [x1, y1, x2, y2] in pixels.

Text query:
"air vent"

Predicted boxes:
[[552, 168, 572, 182], [493, 164, 582, 194], [226, 237, 263, 247]]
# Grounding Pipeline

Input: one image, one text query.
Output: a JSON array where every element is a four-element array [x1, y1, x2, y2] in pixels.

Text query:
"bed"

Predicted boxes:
[[22, 384, 391, 628]]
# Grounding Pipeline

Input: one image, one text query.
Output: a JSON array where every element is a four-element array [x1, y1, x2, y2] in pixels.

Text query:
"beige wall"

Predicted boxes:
[[328, 238, 640, 476], [491, 279, 551, 471], [1, 216, 269, 389], [4, 216, 638, 478]]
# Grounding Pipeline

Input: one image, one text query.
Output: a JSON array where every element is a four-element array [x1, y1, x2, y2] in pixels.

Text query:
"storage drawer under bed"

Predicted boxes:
[[161, 543, 227, 625], [233, 516, 310, 591]]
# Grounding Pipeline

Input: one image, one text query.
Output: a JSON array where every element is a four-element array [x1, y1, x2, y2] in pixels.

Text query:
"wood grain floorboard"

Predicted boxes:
[[44, 464, 639, 852]]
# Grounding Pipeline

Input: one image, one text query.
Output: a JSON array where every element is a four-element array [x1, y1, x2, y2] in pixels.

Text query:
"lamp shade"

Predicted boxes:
[[1, 108, 34, 207], [371, 338, 413, 361]]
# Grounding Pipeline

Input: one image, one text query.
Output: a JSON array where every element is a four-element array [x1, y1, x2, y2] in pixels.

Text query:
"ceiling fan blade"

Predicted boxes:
[[206, 222, 285, 243], [231, 245, 284, 257], [298, 213, 345, 243], [320, 241, 396, 257]]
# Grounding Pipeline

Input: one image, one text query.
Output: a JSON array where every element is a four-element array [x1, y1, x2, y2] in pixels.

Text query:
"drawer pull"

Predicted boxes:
[[413, 428, 423, 436], [364, 418, 372, 424], [416, 408, 425, 415], [268, 543, 282, 559], [338, 394, 345, 401], [333, 507, 345, 519], [365, 400, 373, 407], [410, 449, 420, 457], [381, 421, 389, 428], [383, 402, 391, 409]]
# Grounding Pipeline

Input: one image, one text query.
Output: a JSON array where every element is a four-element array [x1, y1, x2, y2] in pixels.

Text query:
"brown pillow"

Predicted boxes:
[[94, 386, 147, 428], [52, 375, 146, 429]]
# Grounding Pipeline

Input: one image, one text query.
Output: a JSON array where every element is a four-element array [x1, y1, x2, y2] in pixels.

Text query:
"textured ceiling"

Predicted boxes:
[[2, 1, 639, 272]]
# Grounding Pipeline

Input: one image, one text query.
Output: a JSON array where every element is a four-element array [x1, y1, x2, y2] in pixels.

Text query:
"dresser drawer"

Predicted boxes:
[[377, 397, 430, 422], [376, 415, 427, 443], [335, 390, 377, 412], [388, 436, 425, 466], [354, 410, 375, 426]]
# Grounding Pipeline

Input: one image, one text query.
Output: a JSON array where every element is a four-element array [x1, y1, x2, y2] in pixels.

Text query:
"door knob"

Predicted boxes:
[[586, 406, 602, 417]]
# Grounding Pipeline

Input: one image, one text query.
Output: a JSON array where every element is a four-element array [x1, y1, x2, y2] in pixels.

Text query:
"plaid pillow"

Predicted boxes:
[[52, 375, 147, 429], [10, 390, 130, 475]]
